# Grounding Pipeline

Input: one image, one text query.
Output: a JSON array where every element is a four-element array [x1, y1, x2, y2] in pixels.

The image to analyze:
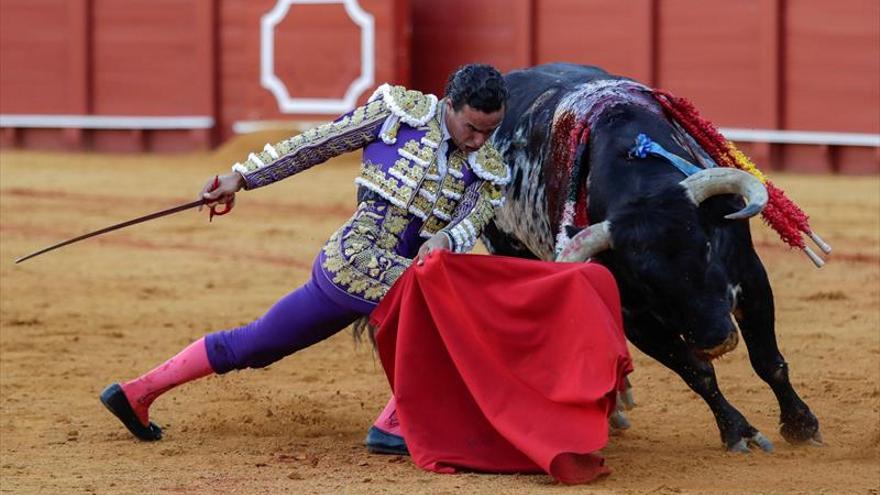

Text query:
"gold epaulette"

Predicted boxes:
[[368, 84, 439, 144], [369, 83, 438, 126], [468, 143, 510, 185]]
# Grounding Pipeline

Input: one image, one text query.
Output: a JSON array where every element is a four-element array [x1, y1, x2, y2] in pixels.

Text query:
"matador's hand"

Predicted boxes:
[[198, 172, 244, 216], [416, 232, 451, 265]]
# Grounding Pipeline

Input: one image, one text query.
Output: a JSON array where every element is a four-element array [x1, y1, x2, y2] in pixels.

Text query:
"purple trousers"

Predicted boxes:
[[205, 256, 377, 374]]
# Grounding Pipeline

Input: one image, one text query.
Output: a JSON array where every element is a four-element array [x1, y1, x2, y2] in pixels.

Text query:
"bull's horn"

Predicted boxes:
[[680, 168, 768, 220], [556, 221, 612, 262]]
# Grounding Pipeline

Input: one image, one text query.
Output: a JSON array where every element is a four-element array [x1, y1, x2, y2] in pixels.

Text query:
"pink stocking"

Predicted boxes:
[[121, 337, 214, 426], [373, 396, 402, 436]]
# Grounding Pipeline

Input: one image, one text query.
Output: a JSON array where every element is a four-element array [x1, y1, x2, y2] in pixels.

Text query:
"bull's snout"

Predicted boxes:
[[695, 331, 739, 361], [685, 311, 739, 361]]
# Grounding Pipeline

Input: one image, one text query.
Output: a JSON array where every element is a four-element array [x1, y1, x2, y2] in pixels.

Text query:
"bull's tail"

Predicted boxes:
[[352, 316, 377, 348]]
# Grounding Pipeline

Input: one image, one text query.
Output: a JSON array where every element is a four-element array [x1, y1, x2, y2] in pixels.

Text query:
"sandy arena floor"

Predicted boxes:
[[1, 142, 878, 494]]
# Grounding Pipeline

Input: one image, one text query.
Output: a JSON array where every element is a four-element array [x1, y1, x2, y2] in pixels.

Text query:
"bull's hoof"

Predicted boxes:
[[781, 425, 824, 447], [727, 432, 774, 453], [618, 380, 636, 411], [609, 409, 631, 431], [805, 431, 824, 447], [780, 410, 821, 445]]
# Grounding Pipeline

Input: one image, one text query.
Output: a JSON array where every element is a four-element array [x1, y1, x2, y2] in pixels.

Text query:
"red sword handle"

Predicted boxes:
[[207, 175, 234, 222]]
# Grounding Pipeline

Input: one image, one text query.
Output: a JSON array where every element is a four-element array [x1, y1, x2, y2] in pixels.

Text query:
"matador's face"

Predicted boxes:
[[444, 99, 504, 154]]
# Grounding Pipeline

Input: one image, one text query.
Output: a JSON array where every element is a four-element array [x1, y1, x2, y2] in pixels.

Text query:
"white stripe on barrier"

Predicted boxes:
[[231, 120, 879, 148], [232, 120, 325, 134], [3, 117, 876, 148], [0, 114, 214, 130], [720, 128, 880, 147]]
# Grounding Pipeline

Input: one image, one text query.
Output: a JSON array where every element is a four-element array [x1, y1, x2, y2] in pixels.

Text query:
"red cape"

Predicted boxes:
[[371, 251, 632, 484]]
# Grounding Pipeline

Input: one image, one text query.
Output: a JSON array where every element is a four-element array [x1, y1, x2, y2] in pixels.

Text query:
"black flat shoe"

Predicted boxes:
[[364, 426, 408, 455], [100, 383, 162, 441]]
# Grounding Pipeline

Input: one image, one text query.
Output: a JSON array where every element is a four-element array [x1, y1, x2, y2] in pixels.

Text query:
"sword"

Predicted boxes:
[[15, 177, 232, 264]]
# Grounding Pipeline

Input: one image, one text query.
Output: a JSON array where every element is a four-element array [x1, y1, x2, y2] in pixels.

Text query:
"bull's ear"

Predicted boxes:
[[565, 225, 584, 238]]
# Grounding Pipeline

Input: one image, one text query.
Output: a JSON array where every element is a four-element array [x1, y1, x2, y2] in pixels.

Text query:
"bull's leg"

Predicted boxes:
[[733, 254, 821, 445], [625, 314, 772, 452]]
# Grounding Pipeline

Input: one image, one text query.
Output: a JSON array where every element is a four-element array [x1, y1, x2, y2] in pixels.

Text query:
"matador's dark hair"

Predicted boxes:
[[444, 63, 508, 113]]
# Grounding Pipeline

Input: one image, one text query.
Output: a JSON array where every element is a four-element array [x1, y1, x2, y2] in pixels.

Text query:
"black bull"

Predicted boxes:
[[483, 63, 821, 452]]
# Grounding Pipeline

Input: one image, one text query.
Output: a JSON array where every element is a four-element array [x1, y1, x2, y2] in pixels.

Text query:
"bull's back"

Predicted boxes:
[[505, 63, 615, 89], [488, 64, 625, 259], [500, 64, 616, 128]]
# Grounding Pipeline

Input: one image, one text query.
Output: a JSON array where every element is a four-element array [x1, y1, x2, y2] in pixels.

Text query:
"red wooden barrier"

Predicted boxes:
[[0, 0, 408, 151], [533, 0, 657, 84], [410, 0, 879, 173], [783, 0, 880, 173], [0, 0, 877, 173], [217, 0, 409, 142], [1, 0, 86, 150], [410, 0, 532, 96]]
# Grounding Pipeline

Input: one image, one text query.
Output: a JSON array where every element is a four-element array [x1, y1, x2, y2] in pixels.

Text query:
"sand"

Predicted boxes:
[[1, 147, 878, 494]]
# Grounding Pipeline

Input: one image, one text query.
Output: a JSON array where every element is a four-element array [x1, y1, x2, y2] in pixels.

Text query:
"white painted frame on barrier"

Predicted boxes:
[[261, 0, 375, 114]]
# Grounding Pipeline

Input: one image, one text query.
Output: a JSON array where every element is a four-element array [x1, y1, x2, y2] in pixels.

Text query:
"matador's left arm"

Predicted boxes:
[[440, 146, 510, 253]]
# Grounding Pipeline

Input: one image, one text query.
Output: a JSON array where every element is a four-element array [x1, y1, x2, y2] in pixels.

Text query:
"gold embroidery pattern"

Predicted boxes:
[[420, 177, 440, 196], [379, 116, 402, 144], [425, 163, 441, 180], [409, 194, 431, 219], [386, 85, 437, 124], [470, 143, 511, 185], [237, 100, 390, 189], [257, 99, 386, 165], [356, 117, 446, 217], [439, 158, 466, 199], [441, 175, 466, 198], [440, 181, 504, 252], [377, 207, 408, 250], [399, 138, 434, 166], [475, 183, 501, 224], [448, 150, 466, 177], [433, 195, 456, 219], [321, 202, 412, 302], [421, 216, 447, 236], [484, 181, 505, 205], [356, 161, 416, 208], [389, 157, 424, 188], [417, 151, 468, 237], [421, 118, 442, 146], [467, 184, 503, 231]]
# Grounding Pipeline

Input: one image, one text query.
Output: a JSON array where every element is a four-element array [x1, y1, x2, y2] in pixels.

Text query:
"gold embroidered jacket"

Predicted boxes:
[[232, 84, 509, 304]]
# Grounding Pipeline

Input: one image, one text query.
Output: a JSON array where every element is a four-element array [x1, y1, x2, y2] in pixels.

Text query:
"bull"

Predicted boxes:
[[484, 63, 823, 452]]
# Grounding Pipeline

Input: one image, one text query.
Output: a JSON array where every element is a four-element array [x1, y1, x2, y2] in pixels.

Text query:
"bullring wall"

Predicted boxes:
[[0, 0, 877, 173]]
